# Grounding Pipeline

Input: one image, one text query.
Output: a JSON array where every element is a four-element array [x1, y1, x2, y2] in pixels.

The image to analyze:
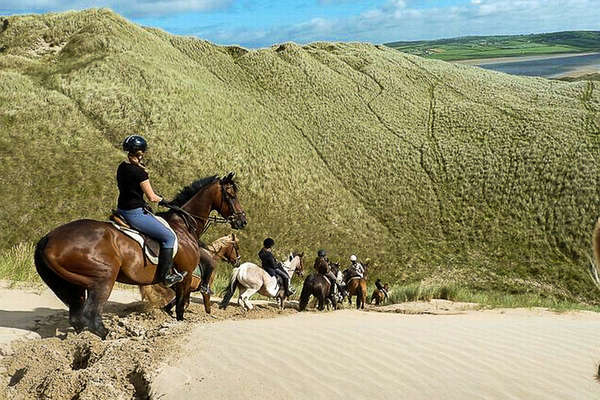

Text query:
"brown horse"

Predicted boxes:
[[298, 263, 341, 311], [34, 173, 246, 338], [371, 283, 389, 305], [346, 277, 368, 309], [140, 233, 241, 314]]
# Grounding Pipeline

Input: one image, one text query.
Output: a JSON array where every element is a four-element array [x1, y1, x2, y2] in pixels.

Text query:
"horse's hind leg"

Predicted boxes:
[[83, 284, 112, 339], [69, 287, 87, 332], [317, 294, 325, 311], [240, 288, 258, 310]]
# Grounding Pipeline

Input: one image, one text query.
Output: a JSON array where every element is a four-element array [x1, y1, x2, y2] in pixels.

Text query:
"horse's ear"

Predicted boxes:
[[223, 172, 234, 182], [231, 233, 236, 241]]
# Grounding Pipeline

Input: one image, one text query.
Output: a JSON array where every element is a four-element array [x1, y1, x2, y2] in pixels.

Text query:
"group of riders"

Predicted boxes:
[[116, 134, 388, 302], [258, 237, 380, 300]]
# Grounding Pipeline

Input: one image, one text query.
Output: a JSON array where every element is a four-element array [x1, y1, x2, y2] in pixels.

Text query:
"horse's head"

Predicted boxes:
[[222, 233, 241, 267], [289, 252, 305, 277], [214, 172, 247, 230]]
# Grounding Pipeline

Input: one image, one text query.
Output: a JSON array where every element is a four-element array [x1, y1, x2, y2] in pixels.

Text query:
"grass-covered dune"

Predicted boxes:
[[1, 9, 600, 302]]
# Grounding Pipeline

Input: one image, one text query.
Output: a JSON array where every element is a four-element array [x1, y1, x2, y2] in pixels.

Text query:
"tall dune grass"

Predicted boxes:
[[0, 243, 39, 282]]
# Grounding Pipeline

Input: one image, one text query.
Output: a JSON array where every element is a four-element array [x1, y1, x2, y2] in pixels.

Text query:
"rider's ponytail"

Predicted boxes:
[[128, 150, 147, 172]]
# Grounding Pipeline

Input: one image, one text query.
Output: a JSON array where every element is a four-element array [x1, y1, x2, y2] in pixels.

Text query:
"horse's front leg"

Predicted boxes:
[[202, 292, 211, 314], [175, 275, 192, 321]]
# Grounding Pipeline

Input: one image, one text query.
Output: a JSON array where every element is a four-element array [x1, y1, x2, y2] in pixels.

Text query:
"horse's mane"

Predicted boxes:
[[170, 175, 219, 206]]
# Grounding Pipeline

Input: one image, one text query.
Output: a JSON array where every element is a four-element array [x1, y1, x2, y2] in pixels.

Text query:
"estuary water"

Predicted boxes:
[[475, 52, 600, 77]]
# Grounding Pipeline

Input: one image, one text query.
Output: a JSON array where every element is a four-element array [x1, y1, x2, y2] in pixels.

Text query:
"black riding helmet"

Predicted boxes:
[[122, 135, 147, 154], [317, 249, 326, 257], [263, 238, 275, 248]]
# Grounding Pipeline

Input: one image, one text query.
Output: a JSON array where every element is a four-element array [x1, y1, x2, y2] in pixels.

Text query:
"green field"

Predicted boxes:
[[386, 31, 600, 61], [2, 10, 600, 305]]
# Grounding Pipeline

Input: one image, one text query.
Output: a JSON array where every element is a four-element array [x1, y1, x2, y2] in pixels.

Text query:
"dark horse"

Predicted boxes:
[[298, 263, 340, 311], [34, 173, 246, 338]]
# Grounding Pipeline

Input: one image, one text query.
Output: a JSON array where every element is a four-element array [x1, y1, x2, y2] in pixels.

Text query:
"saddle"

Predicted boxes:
[[109, 210, 178, 265]]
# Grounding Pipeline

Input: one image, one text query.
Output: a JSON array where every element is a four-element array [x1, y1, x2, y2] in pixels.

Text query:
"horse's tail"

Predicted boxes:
[[34, 235, 80, 308], [298, 275, 312, 311], [219, 267, 239, 309]]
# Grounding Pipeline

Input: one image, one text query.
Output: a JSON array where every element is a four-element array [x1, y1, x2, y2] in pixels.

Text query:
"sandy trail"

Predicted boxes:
[[0, 281, 139, 350], [154, 308, 600, 400]]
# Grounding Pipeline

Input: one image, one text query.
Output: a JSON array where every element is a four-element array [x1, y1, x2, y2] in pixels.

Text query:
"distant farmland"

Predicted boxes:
[[386, 31, 600, 61]]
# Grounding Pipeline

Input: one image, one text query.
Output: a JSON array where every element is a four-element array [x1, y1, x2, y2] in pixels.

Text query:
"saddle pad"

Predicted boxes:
[[109, 216, 178, 265]]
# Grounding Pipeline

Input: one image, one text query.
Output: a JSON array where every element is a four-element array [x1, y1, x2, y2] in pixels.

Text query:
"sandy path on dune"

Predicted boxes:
[[0, 281, 139, 351], [153, 308, 600, 400]]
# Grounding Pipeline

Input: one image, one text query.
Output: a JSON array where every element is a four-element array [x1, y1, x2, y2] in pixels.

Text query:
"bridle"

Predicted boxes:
[[226, 240, 241, 266], [200, 182, 246, 235], [164, 180, 245, 236], [208, 236, 241, 266]]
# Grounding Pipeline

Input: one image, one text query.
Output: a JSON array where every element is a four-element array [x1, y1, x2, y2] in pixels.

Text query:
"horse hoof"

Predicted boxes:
[[90, 326, 108, 340]]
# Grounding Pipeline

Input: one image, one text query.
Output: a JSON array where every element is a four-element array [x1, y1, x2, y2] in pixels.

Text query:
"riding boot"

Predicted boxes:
[[281, 275, 294, 297], [158, 247, 183, 287]]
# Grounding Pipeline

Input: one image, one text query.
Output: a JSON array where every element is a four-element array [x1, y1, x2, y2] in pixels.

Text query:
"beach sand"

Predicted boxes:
[[455, 52, 600, 66], [153, 308, 600, 400], [2, 282, 599, 399]]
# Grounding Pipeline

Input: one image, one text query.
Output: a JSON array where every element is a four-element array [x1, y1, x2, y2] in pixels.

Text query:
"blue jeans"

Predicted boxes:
[[118, 207, 176, 249]]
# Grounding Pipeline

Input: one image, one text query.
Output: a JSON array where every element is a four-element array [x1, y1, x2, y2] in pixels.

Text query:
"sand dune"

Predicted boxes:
[[153, 309, 600, 400]]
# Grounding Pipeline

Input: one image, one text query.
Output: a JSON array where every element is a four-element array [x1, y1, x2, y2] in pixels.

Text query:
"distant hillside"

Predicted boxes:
[[386, 31, 600, 61], [1, 10, 600, 302]]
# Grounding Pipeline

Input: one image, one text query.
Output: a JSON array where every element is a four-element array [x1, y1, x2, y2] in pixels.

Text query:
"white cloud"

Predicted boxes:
[[0, 0, 233, 17], [208, 0, 600, 47]]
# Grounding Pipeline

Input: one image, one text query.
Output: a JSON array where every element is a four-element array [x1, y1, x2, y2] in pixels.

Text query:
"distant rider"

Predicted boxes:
[[116, 135, 183, 287], [375, 278, 389, 300], [344, 254, 365, 282], [258, 238, 294, 297], [314, 249, 346, 297]]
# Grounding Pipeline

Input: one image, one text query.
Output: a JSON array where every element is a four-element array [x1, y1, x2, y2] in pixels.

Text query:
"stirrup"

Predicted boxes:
[[163, 270, 187, 288]]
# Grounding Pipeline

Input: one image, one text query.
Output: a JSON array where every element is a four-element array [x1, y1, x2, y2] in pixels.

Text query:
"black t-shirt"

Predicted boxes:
[[116, 162, 149, 210]]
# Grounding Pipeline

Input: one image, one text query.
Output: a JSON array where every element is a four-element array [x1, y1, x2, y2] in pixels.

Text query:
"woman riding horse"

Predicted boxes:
[[314, 249, 345, 297], [117, 135, 182, 287], [258, 238, 293, 297], [34, 138, 247, 338]]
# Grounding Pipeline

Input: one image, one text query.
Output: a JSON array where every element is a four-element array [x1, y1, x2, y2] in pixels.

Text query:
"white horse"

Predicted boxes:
[[219, 252, 304, 310]]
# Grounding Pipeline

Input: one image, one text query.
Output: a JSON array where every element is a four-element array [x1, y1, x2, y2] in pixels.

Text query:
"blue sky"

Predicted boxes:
[[1, 0, 599, 48]]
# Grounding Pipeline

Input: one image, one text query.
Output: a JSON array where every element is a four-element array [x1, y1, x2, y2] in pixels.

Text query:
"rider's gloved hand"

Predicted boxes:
[[158, 198, 170, 207]]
